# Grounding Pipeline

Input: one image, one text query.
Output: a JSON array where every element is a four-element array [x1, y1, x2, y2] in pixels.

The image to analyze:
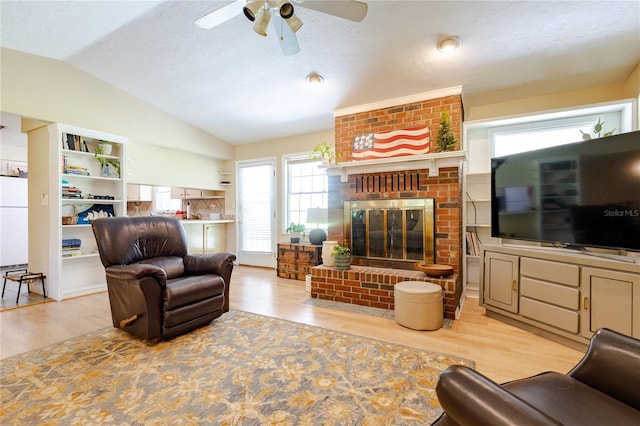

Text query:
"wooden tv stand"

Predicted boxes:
[[480, 244, 639, 349]]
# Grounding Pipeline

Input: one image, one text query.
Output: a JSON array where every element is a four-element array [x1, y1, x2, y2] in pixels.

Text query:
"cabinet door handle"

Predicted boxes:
[[583, 296, 589, 310], [512, 279, 517, 291]]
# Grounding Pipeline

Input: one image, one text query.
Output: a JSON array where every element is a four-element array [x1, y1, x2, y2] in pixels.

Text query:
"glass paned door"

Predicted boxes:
[[237, 159, 276, 267]]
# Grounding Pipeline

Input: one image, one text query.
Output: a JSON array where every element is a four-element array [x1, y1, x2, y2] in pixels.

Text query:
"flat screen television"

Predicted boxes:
[[491, 130, 640, 252]]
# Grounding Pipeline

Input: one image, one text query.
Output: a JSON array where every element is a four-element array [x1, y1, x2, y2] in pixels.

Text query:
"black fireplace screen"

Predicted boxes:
[[345, 199, 435, 264]]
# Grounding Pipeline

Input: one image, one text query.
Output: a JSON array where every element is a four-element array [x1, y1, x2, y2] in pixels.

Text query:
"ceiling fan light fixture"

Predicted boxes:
[[252, 8, 271, 36], [279, 1, 295, 19], [285, 13, 303, 33], [437, 36, 461, 52], [243, 0, 266, 21], [306, 72, 325, 85]]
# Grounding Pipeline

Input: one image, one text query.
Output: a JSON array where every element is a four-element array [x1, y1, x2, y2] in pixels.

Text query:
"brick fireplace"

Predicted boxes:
[[311, 90, 464, 319]]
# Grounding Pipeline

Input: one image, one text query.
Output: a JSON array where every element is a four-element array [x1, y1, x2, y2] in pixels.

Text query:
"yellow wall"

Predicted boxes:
[[464, 81, 636, 123]]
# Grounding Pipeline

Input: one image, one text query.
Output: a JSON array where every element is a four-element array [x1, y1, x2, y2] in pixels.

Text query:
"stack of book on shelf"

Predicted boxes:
[[61, 155, 90, 176], [466, 231, 481, 256], [65, 165, 89, 176], [61, 180, 83, 199], [62, 238, 82, 258], [63, 133, 89, 152]]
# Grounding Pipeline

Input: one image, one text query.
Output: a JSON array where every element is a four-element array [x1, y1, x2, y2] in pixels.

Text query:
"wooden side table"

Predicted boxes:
[[2, 269, 47, 304], [277, 243, 323, 281]]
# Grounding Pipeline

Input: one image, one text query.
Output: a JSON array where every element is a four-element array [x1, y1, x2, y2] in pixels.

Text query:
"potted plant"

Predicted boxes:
[[580, 118, 615, 140], [435, 110, 458, 152], [332, 244, 351, 270], [286, 222, 305, 243], [95, 141, 120, 178], [310, 142, 340, 165]]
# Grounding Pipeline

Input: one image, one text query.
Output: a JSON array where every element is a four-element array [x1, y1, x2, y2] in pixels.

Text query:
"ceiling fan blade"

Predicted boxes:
[[194, 0, 245, 29], [297, 0, 367, 22], [272, 15, 300, 55]]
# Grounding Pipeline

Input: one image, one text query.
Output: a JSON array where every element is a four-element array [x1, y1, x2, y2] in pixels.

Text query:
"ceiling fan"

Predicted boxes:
[[195, 0, 368, 55]]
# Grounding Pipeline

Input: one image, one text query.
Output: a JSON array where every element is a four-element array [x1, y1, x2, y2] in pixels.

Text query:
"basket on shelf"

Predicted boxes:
[[62, 204, 78, 225]]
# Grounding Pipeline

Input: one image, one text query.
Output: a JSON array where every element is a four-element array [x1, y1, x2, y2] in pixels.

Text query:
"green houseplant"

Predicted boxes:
[[94, 141, 120, 178], [580, 118, 615, 140], [435, 110, 458, 152], [286, 222, 305, 243], [310, 142, 340, 165], [332, 244, 351, 270]]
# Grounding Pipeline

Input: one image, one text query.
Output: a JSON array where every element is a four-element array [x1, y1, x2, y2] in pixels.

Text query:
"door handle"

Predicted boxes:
[[512, 279, 517, 291], [583, 296, 589, 310]]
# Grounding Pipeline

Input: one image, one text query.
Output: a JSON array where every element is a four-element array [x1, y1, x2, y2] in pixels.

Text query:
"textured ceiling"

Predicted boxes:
[[1, 1, 639, 145]]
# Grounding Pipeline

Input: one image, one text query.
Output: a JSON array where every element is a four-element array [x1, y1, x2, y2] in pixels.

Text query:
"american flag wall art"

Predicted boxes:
[[352, 126, 430, 161]]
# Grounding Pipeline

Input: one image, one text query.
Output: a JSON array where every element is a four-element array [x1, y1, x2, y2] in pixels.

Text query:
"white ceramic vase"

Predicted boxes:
[[322, 241, 338, 267]]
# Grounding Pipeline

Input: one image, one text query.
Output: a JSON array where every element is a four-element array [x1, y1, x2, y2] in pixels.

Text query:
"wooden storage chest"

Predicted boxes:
[[277, 243, 322, 280]]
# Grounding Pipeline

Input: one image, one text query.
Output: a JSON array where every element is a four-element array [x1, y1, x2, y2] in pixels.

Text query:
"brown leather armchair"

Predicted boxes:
[[92, 216, 236, 340], [432, 328, 640, 426]]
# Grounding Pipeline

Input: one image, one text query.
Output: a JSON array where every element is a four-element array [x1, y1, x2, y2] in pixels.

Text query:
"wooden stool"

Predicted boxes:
[[2, 269, 47, 304]]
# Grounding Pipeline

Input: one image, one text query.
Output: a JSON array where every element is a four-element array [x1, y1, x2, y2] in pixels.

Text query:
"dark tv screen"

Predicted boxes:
[[491, 130, 640, 251]]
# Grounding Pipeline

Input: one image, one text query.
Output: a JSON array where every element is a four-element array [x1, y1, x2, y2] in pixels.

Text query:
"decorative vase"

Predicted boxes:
[[308, 228, 327, 245], [322, 241, 338, 266], [289, 231, 301, 243], [333, 253, 351, 270], [101, 164, 112, 177], [100, 143, 113, 156]]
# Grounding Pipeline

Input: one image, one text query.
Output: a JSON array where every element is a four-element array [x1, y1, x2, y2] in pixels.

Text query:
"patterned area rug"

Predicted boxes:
[[1, 310, 473, 425]]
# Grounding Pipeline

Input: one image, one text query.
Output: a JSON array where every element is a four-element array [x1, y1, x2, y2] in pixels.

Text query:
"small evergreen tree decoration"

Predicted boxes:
[[436, 110, 458, 152]]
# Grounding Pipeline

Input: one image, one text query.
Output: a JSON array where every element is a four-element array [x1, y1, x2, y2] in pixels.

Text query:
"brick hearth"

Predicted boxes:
[[310, 265, 460, 319]]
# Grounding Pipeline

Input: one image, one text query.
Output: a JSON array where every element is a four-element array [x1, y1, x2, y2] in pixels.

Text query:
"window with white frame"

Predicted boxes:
[[490, 109, 628, 157], [284, 155, 328, 232], [153, 186, 181, 213]]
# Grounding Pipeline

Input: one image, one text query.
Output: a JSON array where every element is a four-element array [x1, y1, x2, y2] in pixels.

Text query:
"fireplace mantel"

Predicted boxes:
[[323, 151, 466, 182]]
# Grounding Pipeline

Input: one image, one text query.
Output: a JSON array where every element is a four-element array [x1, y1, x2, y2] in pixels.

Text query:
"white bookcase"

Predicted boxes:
[[462, 124, 499, 297], [463, 171, 495, 296], [27, 123, 126, 301]]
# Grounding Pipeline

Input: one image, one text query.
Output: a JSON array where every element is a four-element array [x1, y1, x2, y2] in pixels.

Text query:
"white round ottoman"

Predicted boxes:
[[394, 281, 443, 330]]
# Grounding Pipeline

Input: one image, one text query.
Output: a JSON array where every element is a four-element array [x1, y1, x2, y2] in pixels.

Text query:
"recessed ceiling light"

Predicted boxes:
[[306, 72, 325, 85], [437, 36, 461, 52]]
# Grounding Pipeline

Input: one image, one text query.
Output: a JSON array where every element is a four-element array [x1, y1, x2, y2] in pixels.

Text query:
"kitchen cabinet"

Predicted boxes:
[[171, 187, 186, 199], [127, 184, 152, 201], [27, 123, 126, 301], [171, 187, 225, 199], [204, 223, 225, 253], [185, 188, 202, 199], [183, 222, 226, 254]]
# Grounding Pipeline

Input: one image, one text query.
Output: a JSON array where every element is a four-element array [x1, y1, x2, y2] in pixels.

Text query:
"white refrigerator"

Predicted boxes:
[[0, 176, 28, 268]]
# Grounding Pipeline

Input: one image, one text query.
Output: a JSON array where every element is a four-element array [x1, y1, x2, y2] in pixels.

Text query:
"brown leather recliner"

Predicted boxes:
[[432, 328, 640, 426], [92, 216, 236, 340]]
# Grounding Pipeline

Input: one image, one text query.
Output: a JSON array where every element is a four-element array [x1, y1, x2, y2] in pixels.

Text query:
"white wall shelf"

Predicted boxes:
[[28, 123, 127, 301]]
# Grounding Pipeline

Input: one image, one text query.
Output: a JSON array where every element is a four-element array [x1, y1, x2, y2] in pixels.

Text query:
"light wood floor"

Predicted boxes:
[[0, 265, 584, 383]]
